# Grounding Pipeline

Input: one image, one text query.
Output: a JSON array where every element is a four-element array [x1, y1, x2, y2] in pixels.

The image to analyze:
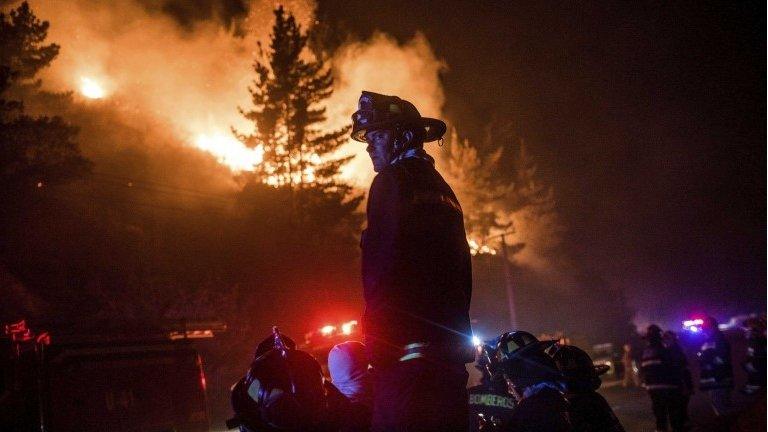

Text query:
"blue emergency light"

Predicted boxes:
[[682, 318, 704, 333]]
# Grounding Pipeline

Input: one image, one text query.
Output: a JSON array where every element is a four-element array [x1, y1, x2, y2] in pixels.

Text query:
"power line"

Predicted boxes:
[[46, 187, 235, 217], [88, 172, 236, 203]]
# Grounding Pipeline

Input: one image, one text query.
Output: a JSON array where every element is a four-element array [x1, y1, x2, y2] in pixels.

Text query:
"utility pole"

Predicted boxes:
[[483, 230, 517, 329], [499, 233, 517, 329]]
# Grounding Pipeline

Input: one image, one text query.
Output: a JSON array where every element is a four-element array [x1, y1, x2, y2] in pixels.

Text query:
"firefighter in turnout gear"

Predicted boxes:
[[550, 344, 625, 432], [740, 316, 766, 396], [229, 328, 328, 432], [640, 325, 687, 432], [469, 339, 517, 431], [352, 91, 473, 431], [663, 331, 693, 427], [494, 331, 572, 432], [697, 316, 735, 417]]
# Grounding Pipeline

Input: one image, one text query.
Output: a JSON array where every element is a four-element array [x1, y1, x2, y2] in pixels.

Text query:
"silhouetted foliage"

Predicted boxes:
[[0, 2, 59, 85], [1, 116, 88, 188], [442, 127, 560, 263], [0, 2, 90, 224], [237, 6, 353, 192]]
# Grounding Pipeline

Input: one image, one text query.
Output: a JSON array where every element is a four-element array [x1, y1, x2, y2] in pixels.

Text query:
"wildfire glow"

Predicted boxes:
[[79, 77, 105, 99], [193, 133, 263, 172], [468, 238, 497, 256], [37, 1, 445, 188]]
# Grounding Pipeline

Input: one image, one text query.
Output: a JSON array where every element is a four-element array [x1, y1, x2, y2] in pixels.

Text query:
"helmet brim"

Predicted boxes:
[[351, 117, 447, 143], [594, 364, 611, 376]]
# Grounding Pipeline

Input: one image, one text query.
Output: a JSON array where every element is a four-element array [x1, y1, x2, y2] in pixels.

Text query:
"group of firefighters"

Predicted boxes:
[[636, 316, 766, 432], [227, 91, 764, 432], [230, 327, 626, 432], [229, 316, 766, 432]]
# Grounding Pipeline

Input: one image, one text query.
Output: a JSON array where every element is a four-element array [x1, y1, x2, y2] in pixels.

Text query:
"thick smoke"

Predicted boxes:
[[325, 31, 447, 187], [25, 0, 314, 178], [26, 1, 448, 190], [135, 0, 250, 32], [16, 0, 596, 335], [32, 0, 253, 144], [30, 0, 562, 271]]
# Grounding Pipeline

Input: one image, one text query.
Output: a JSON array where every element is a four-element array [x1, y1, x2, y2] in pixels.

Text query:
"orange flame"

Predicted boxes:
[[79, 77, 105, 99], [33, 1, 447, 186]]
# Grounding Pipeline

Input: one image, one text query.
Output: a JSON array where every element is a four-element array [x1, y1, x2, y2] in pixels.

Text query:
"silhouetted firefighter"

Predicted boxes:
[[351, 91, 474, 431], [640, 325, 688, 432], [491, 331, 571, 432], [470, 338, 517, 431], [228, 327, 373, 432], [229, 327, 326, 431]]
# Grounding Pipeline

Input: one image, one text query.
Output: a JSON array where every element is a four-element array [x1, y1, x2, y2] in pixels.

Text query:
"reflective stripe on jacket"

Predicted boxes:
[[640, 343, 684, 390], [697, 332, 734, 390]]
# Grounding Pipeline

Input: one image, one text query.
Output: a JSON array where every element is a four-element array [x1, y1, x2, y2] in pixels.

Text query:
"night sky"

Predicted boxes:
[[318, 0, 766, 325]]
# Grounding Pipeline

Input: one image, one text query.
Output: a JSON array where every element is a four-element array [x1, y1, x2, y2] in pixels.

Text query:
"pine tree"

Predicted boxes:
[[0, 2, 60, 80], [237, 6, 352, 193], [0, 1, 60, 116], [441, 127, 559, 261], [443, 127, 510, 240], [0, 2, 90, 201]]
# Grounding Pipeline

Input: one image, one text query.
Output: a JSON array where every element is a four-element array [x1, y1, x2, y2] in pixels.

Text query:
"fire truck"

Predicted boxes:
[[1, 320, 221, 432], [301, 320, 362, 369]]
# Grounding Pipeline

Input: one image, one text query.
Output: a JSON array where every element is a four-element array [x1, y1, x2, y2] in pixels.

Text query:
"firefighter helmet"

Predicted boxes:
[[231, 329, 326, 431], [351, 91, 447, 143], [549, 344, 604, 391], [494, 331, 562, 389]]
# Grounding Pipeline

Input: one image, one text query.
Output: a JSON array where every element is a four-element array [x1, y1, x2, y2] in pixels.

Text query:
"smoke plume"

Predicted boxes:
[[326, 31, 447, 187], [16, 0, 580, 332]]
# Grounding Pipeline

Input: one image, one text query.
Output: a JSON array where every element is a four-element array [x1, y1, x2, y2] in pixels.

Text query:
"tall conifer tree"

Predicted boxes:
[[0, 2, 90, 194], [238, 6, 352, 193]]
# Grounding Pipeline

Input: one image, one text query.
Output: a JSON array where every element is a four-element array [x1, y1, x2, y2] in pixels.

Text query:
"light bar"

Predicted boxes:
[[169, 329, 214, 340], [320, 325, 336, 336], [683, 319, 704, 328], [341, 320, 358, 335]]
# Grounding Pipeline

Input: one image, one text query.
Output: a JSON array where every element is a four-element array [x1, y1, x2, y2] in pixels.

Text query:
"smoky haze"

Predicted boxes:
[[317, 0, 766, 332], [2, 0, 762, 403], [5, 0, 763, 424], [11, 0, 643, 345]]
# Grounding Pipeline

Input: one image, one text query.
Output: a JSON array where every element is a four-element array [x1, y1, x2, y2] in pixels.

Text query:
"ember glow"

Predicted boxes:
[[468, 238, 497, 256]]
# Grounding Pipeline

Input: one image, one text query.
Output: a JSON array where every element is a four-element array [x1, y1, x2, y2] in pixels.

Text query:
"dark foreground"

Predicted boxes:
[[601, 382, 766, 432]]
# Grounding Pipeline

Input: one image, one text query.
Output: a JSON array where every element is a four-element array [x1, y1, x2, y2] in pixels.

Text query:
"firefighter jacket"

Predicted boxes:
[[361, 153, 473, 367], [507, 383, 572, 432], [697, 332, 734, 390], [640, 342, 685, 391], [743, 332, 766, 391], [667, 342, 694, 395], [323, 382, 372, 432], [468, 382, 517, 432], [566, 391, 626, 432]]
